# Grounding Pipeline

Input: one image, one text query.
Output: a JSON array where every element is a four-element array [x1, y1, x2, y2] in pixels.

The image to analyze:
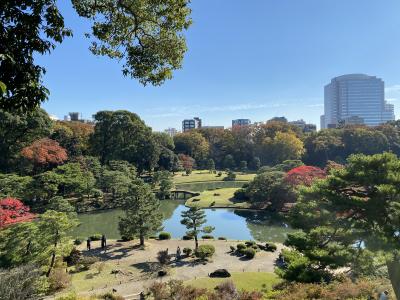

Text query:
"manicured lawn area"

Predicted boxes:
[[185, 187, 250, 208], [185, 272, 281, 293], [173, 170, 255, 184]]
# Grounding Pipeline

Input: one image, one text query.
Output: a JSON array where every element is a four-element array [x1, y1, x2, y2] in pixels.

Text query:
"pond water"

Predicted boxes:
[[72, 200, 295, 243]]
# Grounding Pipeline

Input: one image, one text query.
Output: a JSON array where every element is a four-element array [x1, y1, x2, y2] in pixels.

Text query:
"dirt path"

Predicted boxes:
[[71, 239, 282, 298]]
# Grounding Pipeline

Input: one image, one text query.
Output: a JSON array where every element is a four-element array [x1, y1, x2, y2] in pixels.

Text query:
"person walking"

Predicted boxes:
[[101, 234, 107, 249], [176, 246, 181, 261], [86, 238, 91, 251]]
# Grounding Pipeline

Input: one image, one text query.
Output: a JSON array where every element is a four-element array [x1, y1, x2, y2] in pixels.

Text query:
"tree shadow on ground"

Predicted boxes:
[[83, 242, 144, 261], [171, 258, 207, 268]]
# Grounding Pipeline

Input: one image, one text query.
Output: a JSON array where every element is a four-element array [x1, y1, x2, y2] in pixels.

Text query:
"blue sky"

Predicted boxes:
[[39, 0, 400, 131]]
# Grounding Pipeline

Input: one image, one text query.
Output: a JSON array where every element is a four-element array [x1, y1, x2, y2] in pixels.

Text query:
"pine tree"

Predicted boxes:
[[119, 180, 163, 246], [181, 206, 214, 250]]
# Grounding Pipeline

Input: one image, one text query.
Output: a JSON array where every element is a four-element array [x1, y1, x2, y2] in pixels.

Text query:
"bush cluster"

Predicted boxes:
[[158, 232, 171, 240], [195, 244, 215, 260]]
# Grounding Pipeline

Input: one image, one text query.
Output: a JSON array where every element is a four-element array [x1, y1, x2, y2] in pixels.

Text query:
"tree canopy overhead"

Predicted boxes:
[[72, 0, 192, 86], [1, 0, 192, 111]]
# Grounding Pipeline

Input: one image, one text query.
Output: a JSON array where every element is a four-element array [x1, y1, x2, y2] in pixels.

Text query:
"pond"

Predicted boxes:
[[72, 200, 296, 243]]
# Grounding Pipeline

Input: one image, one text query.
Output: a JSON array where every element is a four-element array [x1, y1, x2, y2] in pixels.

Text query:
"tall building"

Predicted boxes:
[[232, 119, 251, 127], [321, 74, 395, 129], [164, 127, 178, 137], [69, 112, 80, 121], [182, 117, 202, 132], [289, 119, 317, 133]]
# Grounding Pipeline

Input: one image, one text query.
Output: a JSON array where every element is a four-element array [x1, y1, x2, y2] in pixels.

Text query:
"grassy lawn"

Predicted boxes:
[[185, 187, 250, 208], [185, 272, 281, 293], [173, 170, 255, 184]]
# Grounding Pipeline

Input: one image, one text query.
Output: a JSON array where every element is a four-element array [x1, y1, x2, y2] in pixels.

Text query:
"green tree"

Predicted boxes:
[[101, 161, 136, 201], [174, 131, 210, 161], [258, 132, 305, 165], [90, 110, 160, 172], [72, 0, 192, 86], [1, 1, 191, 111], [249, 157, 261, 171], [0, 108, 52, 172], [153, 171, 173, 199], [118, 181, 163, 246], [0, 1, 72, 111], [223, 154, 236, 170], [284, 153, 400, 298], [181, 206, 214, 250], [54, 163, 95, 197], [206, 159, 216, 173], [47, 196, 77, 219], [29, 171, 61, 204], [239, 161, 248, 172], [37, 210, 77, 277], [244, 171, 295, 210], [0, 174, 32, 201]]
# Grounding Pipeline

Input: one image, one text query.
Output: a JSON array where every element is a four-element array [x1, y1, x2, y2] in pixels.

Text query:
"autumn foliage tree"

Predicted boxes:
[[285, 165, 326, 187], [178, 154, 195, 174], [21, 138, 68, 172], [0, 198, 35, 228]]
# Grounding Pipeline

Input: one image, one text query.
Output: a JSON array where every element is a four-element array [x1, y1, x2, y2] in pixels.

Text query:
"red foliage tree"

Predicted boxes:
[[0, 198, 36, 228], [178, 154, 195, 172], [21, 138, 68, 169], [285, 165, 327, 187]]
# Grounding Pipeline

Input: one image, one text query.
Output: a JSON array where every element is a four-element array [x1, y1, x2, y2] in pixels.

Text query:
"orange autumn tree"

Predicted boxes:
[[21, 138, 68, 171], [285, 165, 326, 187], [0, 198, 36, 228]]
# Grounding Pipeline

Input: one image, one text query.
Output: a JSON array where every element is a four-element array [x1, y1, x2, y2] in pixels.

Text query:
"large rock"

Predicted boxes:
[[209, 269, 231, 278]]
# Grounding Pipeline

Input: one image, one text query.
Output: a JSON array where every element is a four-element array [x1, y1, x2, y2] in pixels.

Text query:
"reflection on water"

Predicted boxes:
[[72, 200, 295, 243]]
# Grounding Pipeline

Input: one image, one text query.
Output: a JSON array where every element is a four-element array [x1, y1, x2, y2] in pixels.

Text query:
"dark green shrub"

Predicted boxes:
[[192, 198, 200, 202], [230, 246, 236, 252], [77, 256, 98, 271], [99, 292, 124, 300], [121, 234, 134, 241], [202, 235, 214, 239], [64, 248, 81, 266], [245, 248, 256, 259], [195, 244, 215, 260], [265, 242, 277, 252], [213, 193, 220, 196], [158, 232, 171, 240], [149, 235, 157, 239], [89, 234, 102, 241], [73, 239, 82, 246], [236, 243, 246, 250], [210, 201, 216, 206], [183, 247, 192, 256], [218, 237, 227, 240], [217, 172, 223, 177], [182, 235, 194, 240], [245, 241, 256, 247]]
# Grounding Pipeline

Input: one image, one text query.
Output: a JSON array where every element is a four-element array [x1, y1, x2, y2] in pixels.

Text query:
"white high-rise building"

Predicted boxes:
[[321, 74, 395, 129]]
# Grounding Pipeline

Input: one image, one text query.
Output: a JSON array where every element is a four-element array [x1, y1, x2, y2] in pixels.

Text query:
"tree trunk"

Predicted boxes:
[[387, 256, 400, 300], [194, 234, 199, 250], [46, 251, 56, 277], [139, 234, 145, 246]]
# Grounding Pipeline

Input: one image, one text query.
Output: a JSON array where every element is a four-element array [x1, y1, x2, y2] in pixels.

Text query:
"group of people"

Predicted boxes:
[[86, 234, 107, 251]]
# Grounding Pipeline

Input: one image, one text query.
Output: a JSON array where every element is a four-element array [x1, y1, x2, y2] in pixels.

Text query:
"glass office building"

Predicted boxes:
[[321, 74, 394, 129]]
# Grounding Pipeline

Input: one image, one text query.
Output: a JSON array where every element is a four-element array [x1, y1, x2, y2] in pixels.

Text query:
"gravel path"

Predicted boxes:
[[71, 239, 282, 298]]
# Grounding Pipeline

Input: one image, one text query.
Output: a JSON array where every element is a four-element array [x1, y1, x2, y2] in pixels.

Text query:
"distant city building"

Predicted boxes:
[[164, 127, 178, 137], [202, 126, 225, 129], [232, 119, 251, 127], [321, 74, 395, 129], [269, 116, 288, 123], [289, 119, 317, 133], [182, 117, 202, 132], [69, 112, 80, 121]]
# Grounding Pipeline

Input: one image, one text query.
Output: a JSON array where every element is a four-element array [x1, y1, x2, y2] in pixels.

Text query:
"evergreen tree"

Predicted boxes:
[[206, 159, 216, 173], [282, 153, 400, 298], [181, 206, 214, 250], [118, 180, 163, 246]]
